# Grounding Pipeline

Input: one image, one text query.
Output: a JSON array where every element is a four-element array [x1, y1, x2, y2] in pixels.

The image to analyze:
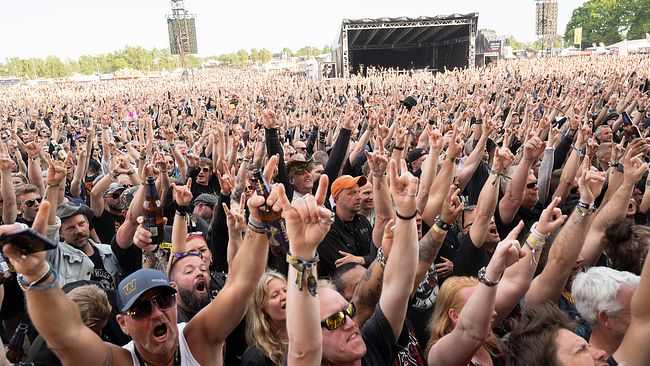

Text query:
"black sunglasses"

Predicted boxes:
[[296, 147, 307, 151], [125, 292, 176, 320], [526, 182, 538, 189], [321, 302, 356, 330], [24, 197, 43, 207], [200, 167, 211, 173]]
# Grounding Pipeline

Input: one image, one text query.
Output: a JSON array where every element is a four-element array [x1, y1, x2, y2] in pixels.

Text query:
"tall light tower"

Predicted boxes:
[[535, 0, 558, 57], [166, 0, 198, 71]]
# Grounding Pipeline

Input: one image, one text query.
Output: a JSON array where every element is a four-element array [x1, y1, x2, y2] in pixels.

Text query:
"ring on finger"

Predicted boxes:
[[321, 212, 335, 225], [16, 254, 27, 263]]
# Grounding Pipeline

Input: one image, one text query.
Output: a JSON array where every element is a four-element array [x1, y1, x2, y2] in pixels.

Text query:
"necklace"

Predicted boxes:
[[134, 344, 181, 366]]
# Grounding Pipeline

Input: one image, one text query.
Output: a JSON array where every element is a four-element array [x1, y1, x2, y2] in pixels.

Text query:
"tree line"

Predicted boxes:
[[564, 0, 649, 48], [0, 44, 331, 79]]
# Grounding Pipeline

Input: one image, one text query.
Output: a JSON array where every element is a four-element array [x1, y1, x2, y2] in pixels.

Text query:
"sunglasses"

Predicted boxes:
[[173, 250, 203, 260], [24, 197, 43, 207], [125, 292, 176, 320], [321, 302, 356, 330], [526, 182, 538, 189], [200, 167, 211, 173], [296, 147, 307, 151], [245, 185, 254, 191]]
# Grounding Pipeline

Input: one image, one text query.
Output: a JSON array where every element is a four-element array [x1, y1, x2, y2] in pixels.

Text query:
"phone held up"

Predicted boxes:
[[0, 228, 58, 254]]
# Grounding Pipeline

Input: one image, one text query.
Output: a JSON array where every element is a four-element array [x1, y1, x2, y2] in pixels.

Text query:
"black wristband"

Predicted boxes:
[[176, 205, 191, 215], [434, 215, 452, 231], [395, 210, 417, 220], [428, 119, 435, 125]]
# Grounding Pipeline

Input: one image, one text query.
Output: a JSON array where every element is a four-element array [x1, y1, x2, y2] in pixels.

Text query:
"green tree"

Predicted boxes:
[[322, 44, 331, 54], [504, 36, 525, 50], [259, 48, 273, 63], [282, 47, 294, 57], [564, 0, 650, 48]]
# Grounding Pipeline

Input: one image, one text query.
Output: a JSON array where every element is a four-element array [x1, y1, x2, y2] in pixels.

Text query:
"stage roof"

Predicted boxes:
[[339, 14, 478, 50]]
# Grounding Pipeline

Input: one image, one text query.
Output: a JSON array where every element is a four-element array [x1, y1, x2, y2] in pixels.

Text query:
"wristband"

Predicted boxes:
[[431, 224, 447, 236], [395, 210, 417, 221], [434, 215, 452, 231], [393, 146, 404, 151], [376, 247, 387, 268], [286, 252, 319, 296], [175, 205, 191, 215], [428, 119, 436, 125]]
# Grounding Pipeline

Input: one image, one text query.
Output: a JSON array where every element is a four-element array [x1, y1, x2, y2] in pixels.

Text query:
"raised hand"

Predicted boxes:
[[172, 178, 193, 206], [267, 174, 333, 258], [364, 138, 389, 175], [578, 157, 606, 204], [261, 109, 279, 129], [536, 196, 567, 235], [216, 166, 236, 196], [389, 159, 419, 217], [446, 128, 464, 159], [624, 154, 649, 185], [492, 147, 515, 174], [2, 201, 51, 278], [133, 216, 168, 249], [47, 155, 69, 186], [523, 135, 544, 161], [490, 221, 526, 273], [335, 251, 365, 267], [223, 193, 246, 234], [441, 186, 464, 224]]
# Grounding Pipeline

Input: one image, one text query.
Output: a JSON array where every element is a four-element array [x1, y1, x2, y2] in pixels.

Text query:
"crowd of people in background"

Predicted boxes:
[[0, 53, 649, 365]]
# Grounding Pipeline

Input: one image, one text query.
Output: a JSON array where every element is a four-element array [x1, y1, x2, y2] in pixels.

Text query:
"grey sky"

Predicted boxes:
[[1, 0, 587, 60]]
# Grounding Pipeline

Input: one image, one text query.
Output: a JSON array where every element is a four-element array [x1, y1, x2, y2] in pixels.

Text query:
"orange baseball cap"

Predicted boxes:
[[331, 175, 368, 199]]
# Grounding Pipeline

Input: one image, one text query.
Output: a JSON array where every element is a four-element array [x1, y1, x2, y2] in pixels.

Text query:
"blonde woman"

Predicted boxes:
[[241, 270, 288, 366]]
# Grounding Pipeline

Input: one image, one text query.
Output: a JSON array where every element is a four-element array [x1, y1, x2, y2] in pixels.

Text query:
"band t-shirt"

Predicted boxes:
[[88, 249, 115, 290]]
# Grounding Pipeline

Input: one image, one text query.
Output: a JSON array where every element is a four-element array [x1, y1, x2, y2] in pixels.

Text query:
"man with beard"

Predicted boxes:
[[317, 175, 374, 278], [168, 252, 211, 323], [90, 180, 128, 244], [4, 181, 271, 365], [48, 202, 121, 289]]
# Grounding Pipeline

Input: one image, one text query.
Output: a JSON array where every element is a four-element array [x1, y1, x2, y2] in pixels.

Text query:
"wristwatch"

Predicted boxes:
[[478, 267, 499, 287]]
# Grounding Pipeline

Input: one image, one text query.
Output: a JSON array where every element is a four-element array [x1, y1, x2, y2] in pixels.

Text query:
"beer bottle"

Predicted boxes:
[[0, 251, 11, 281], [49, 139, 67, 161], [6, 322, 28, 363], [251, 169, 290, 256], [143, 176, 165, 245]]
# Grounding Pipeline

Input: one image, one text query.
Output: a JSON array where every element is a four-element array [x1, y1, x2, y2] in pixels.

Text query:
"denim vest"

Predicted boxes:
[[45, 217, 121, 288]]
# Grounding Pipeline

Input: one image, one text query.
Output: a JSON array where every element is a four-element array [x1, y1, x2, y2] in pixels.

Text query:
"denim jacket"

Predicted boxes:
[[46, 218, 121, 288]]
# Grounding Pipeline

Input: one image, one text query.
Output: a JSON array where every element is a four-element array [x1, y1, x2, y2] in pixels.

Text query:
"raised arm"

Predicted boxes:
[[428, 225, 525, 366], [581, 148, 648, 266], [613, 207, 650, 365], [0, 142, 17, 225], [499, 136, 540, 224], [457, 120, 491, 191], [494, 197, 566, 323], [525, 157, 607, 305], [2, 202, 126, 365], [364, 138, 393, 246], [269, 173, 333, 365], [380, 159, 419, 340], [416, 126, 443, 213]]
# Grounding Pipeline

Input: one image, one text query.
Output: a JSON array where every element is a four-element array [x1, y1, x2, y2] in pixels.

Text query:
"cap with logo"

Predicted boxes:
[[117, 269, 176, 312]]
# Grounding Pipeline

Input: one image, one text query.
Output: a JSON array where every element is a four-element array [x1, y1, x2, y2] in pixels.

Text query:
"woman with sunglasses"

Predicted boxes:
[[241, 271, 288, 366]]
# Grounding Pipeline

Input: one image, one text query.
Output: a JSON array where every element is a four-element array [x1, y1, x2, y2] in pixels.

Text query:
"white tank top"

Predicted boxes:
[[123, 323, 201, 366]]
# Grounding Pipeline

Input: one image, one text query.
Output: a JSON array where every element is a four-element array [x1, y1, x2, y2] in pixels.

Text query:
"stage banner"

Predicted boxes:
[[574, 27, 582, 45]]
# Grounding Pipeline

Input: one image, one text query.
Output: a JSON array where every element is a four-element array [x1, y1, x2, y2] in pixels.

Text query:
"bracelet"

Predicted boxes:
[[434, 215, 452, 231], [376, 247, 387, 268], [428, 119, 436, 125], [524, 239, 543, 267], [488, 168, 511, 186], [127, 170, 135, 176], [286, 252, 319, 296], [477, 266, 500, 287], [395, 210, 417, 220], [372, 172, 386, 178], [393, 146, 404, 151], [446, 155, 460, 164], [571, 145, 585, 159], [17, 265, 58, 292], [576, 202, 596, 220], [47, 183, 60, 188], [139, 156, 146, 161], [247, 223, 266, 234], [431, 224, 448, 236], [529, 223, 549, 241]]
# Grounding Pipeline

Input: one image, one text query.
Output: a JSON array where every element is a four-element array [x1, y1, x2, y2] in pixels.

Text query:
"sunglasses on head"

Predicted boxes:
[[526, 182, 538, 189], [173, 250, 203, 260], [125, 291, 176, 320], [24, 197, 43, 207], [321, 302, 356, 330]]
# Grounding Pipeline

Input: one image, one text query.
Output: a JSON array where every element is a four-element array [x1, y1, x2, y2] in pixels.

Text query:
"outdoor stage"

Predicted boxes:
[[333, 14, 479, 77]]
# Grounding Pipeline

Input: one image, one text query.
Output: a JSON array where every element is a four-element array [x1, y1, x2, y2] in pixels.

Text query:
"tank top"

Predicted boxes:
[[122, 323, 201, 365]]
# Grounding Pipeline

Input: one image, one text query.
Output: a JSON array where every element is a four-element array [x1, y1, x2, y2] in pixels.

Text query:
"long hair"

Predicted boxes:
[[427, 276, 478, 351], [245, 270, 288, 365], [426, 276, 504, 356]]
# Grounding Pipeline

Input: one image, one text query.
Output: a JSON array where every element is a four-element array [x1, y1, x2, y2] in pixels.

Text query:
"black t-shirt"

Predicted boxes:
[[453, 233, 492, 277], [88, 248, 115, 290], [240, 346, 276, 366], [361, 304, 410, 365], [92, 210, 125, 245]]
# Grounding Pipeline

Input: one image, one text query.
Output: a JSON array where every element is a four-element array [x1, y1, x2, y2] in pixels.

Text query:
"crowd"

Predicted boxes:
[[0, 53, 649, 366]]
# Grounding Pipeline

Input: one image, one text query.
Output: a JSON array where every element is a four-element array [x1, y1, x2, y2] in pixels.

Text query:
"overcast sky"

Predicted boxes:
[[1, 0, 587, 60]]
